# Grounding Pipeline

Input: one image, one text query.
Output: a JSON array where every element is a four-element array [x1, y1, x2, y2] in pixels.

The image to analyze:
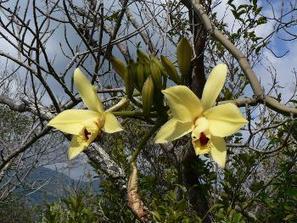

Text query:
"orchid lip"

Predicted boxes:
[[199, 132, 209, 146], [84, 128, 92, 140]]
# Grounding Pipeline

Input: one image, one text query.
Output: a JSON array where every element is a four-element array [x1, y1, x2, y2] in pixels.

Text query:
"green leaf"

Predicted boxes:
[[150, 57, 163, 89], [125, 61, 135, 98], [161, 55, 181, 84], [176, 37, 193, 77], [142, 76, 154, 116], [111, 56, 127, 80], [137, 49, 150, 64]]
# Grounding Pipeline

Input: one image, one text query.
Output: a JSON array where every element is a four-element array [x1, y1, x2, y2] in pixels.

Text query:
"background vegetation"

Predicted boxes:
[[0, 0, 296, 222]]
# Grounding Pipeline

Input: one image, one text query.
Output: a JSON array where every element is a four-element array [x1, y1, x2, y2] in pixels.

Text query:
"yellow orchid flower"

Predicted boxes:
[[155, 64, 247, 167], [48, 68, 123, 159]]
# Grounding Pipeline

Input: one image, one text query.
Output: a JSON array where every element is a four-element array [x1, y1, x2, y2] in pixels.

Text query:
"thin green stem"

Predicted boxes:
[[130, 120, 165, 163], [113, 111, 144, 117], [113, 110, 158, 118]]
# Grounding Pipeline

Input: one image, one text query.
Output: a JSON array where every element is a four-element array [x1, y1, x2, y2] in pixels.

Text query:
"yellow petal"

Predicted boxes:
[[68, 135, 88, 160], [210, 136, 227, 168], [204, 103, 247, 137], [155, 118, 192, 143], [192, 140, 211, 155], [201, 64, 227, 110], [74, 68, 104, 112], [191, 117, 209, 139], [84, 120, 101, 143], [102, 112, 123, 133], [162, 86, 203, 122], [48, 109, 100, 135]]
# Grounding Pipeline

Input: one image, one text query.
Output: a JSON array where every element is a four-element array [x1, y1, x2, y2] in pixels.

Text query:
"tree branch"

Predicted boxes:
[[189, 0, 297, 117], [85, 144, 127, 191]]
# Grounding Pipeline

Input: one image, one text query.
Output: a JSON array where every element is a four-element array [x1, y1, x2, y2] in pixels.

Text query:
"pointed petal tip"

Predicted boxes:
[[67, 152, 76, 160], [68, 145, 84, 160], [217, 63, 227, 69], [73, 67, 104, 113], [154, 138, 167, 144], [102, 112, 123, 133], [213, 64, 228, 74], [154, 131, 167, 144], [201, 63, 228, 109], [47, 119, 53, 127], [214, 156, 226, 168], [161, 85, 175, 94], [47, 120, 60, 130], [214, 162, 225, 168], [210, 137, 227, 168], [154, 119, 192, 144], [46, 109, 100, 135], [67, 135, 88, 160], [111, 126, 124, 133], [73, 67, 82, 79], [67, 148, 79, 160]]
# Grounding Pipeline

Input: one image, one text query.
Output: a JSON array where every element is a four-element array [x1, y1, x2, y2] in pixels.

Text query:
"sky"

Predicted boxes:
[[215, 0, 297, 101], [2, 0, 295, 102]]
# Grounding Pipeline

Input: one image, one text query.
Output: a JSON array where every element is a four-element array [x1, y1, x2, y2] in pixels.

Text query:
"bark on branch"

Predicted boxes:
[[189, 0, 297, 117], [127, 162, 149, 222]]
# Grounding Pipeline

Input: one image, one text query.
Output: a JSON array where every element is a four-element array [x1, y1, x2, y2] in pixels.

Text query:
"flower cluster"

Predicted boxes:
[[48, 64, 247, 167], [48, 68, 122, 159]]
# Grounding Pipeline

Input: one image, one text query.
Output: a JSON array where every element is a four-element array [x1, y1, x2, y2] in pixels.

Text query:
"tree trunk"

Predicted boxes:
[[181, 0, 211, 222]]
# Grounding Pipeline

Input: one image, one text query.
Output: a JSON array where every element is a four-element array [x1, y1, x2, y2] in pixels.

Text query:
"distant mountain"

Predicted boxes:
[[18, 167, 100, 204]]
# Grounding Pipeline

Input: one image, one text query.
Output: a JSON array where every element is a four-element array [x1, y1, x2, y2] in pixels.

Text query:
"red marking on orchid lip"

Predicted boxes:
[[199, 132, 209, 146], [84, 129, 91, 140]]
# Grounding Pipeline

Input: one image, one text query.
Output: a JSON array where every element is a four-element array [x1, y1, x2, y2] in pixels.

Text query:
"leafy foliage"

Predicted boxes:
[[0, 0, 296, 222], [41, 190, 103, 223], [0, 195, 36, 223]]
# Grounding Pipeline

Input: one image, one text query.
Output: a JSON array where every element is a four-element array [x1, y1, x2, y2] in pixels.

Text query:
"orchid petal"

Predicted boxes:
[[162, 86, 203, 122], [74, 68, 104, 112], [201, 64, 227, 110], [155, 118, 192, 143], [192, 141, 211, 155], [191, 117, 209, 139], [204, 103, 247, 137], [68, 135, 88, 160], [84, 121, 101, 143], [102, 112, 123, 133], [48, 109, 100, 135], [210, 136, 227, 168]]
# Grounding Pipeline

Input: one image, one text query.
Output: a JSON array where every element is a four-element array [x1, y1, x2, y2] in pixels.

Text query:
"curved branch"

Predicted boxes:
[[0, 95, 127, 190], [189, 0, 297, 117], [85, 144, 127, 191]]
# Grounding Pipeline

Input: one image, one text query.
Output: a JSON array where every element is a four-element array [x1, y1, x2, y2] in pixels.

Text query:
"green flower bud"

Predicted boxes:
[[137, 49, 150, 64], [143, 63, 151, 80], [142, 76, 154, 116], [125, 61, 135, 98], [160, 55, 181, 84], [135, 63, 145, 91], [110, 56, 127, 80], [153, 57, 166, 74], [150, 57, 163, 90], [177, 37, 193, 77]]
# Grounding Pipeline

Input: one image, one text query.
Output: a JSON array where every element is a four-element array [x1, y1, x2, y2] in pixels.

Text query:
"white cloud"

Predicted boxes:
[[214, 0, 297, 102]]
